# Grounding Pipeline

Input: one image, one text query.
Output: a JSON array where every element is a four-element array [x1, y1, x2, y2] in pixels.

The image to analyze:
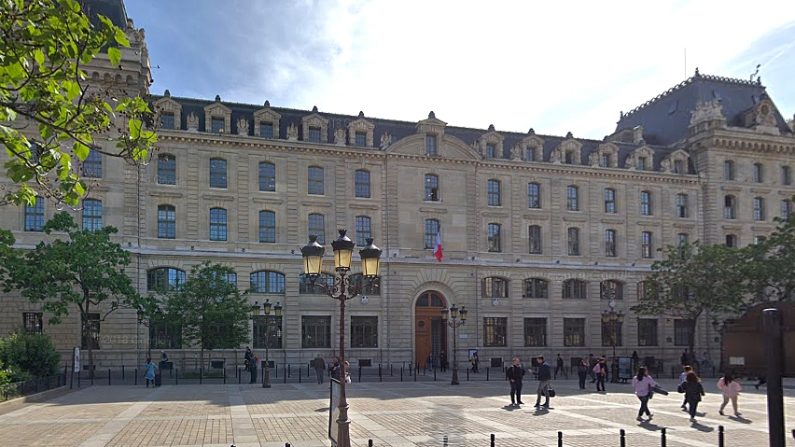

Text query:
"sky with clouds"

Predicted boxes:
[[125, 0, 795, 140]]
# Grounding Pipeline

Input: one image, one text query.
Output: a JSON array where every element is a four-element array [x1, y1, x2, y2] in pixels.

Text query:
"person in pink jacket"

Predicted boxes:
[[717, 372, 742, 416]]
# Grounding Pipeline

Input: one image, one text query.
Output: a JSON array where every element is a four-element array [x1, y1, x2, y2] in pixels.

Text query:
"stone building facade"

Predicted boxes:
[[1, 2, 794, 373]]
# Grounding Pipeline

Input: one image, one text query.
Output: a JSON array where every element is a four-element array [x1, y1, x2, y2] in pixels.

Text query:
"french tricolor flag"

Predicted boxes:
[[433, 232, 443, 262]]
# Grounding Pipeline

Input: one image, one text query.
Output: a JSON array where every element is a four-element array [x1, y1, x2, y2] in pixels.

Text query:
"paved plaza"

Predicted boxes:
[[0, 376, 793, 447]]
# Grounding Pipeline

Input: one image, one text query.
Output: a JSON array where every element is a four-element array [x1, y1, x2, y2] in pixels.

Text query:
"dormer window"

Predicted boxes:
[[308, 126, 322, 143], [160, 112, 175, 129], [599, 153, 611, 167], [354, 132, 367, 147], [485, 143, 496, 159], [564, 150, 576, 164], [673, 159, 685, 174], [637, 156, 647, 171], [211, 117, 224, 133], [426, 134, 437, 156], [525, 147, 536, 161], [260, 122, 274, 138]]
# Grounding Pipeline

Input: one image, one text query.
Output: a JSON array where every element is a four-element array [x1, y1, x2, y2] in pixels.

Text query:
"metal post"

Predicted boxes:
[[490, 433, 495, 447], [763, 308, 785, 447], [619, 429, 626, 447], [238, 368, 241, 384], [400, 367, 403, 382], [108, 368, 111, 386], [133, 369, 136, 386], [558, 431, 563, 447], [661, 427, 666, 447], [368, 440, 373, 447], [175, 368, 178, 385], [486, 367, 489, 381], [122, 365, 125, 381], [78, 371, 81, 388], [451, 323, 459, 385], [718, 425, 724, 447], [223, 366, 226, 384], [335, 282, 352, 447], [466, 368, 469, 381], [443, 435, 448, 447], [379, 364, 382, 382]]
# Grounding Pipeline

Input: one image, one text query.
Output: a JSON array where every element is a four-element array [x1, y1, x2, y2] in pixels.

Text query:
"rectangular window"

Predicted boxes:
[[524, 318, 547, 347], [525, 147, 536, 161], [209, 208, 227, 241], [259, 210, 276, 243], [601, 320, 623, 347], [351, 316, 378, 348], [424, 219, 440, 249], [637, 156, 647, 171], [24, 197, 45, 231], [157, 205, 176, 239], [485, 143, 496, 159], [528, 225, 542, 254], [564, 150, 575, 164], [260, 122, 274, 138], [159, 112, 175, 129], [157, 154, 177, 185], [302, 316, 331, 348], [308, 214, 326, 244], [605, 229, 616, 257], [426, 134, 437, 156], [425, 174, 439, 201], [753, 163, 764, 183], [524, 279, 547, 299], [355, 170, 371, 198], [753, 197, 766, 221], [528, 183, 541, 208], [781, 200, 793, 219], [253, 316, 282, 349], [600, 153, 611, 167], [487, 223, 501, 252], [724, 160, 735, 180], [637, 319, 658, 346], [604, 188, 616, 213], [676, 193, 688, 218], [677, 233, 689, 247], [782, 166, 792, 185], [563, 318, 585, 347], [354, 131, 367, 147], [483, 317, 507, 347], [308, 166, 324, 195], [673, 159, 685, 174], [487, 179, 501, 206], [259, 162, 276, 192], [149, 321, 182, 349], [308, 126, 322, 143], [82, 199, 102, 231], [355, 216, 372, 247], [567, 227, 580, 256], [209, 158, 227, 188], [82, 151, 102, 178], [567, 186, 579, 211], [211, 117, 225, 133], [250, 271, 286, 294], [640, 191, 652, 216], [674, 319, 693, 346], [82, 313, 100, 350], [641, 231, 653, 258], [23, 312, 43, 334]]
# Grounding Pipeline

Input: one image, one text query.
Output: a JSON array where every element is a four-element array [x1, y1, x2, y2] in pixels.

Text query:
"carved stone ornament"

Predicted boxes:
[[334, 128, 346, 145], [511, 144, 522, 161], [236, 118, 249, 136], [380, 132, 392, 149], [186, 112, 199, 131], [689, 100, 725, 126], [588, 152, 600, 166], [660, 158, 672, 173], [550, 148, 561, 164], [287, 122, 298, 141]]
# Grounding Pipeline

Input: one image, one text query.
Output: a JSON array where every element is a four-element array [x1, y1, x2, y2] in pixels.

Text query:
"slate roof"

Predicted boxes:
[[615, 70, 792, 146], [155, 94, 689, 172]]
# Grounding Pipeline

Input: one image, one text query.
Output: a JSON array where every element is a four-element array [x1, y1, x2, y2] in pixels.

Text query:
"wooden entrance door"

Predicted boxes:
[[415, 291, 447, 368]]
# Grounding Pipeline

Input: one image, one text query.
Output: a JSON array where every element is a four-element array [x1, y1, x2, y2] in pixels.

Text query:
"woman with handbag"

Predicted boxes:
[[631, 367, 657, 422], [682, 371, 705, 422]]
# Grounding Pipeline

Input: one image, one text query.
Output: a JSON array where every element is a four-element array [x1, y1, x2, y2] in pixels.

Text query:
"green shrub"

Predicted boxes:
[[0, 333, 61, 379], [0, 362, 12, 397]]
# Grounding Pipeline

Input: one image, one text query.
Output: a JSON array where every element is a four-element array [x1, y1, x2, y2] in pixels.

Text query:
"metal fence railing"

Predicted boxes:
[[1, 372, 67, 401]]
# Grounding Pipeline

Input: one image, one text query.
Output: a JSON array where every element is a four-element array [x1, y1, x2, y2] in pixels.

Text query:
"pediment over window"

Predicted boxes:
[[625, 145, 655, 170], [550, 138, 582, 164], [514, 134, 544, 161], [416, 111, 447, 137], [385, 133, 480, 160], [301, 109, 329, 143], [477, 125, 505, 159], [253, 102, 282, 137], [661, 149, 690, 174], [153, 95, 182, 129], [347, 112, 375, 147], [204, 98, 232, 133], [590, 142, 619, 168]]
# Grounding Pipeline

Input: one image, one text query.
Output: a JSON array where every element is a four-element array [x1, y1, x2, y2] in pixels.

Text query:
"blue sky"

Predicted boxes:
[[125, 1, 795, 140]]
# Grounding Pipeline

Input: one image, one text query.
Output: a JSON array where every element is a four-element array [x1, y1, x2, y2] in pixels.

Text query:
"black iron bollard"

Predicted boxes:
[[283, 367, 287, 384], [443, 435, 448, 447], [558, 431, 563, 447], [108, 368, 111, 386], [288, 364, 291, 378], [379, 364, 382, 382], [390, 364, 393, 376], [68, 365, 73, 389], [133, 369, 136, 386], [718, 425, 724, 447], [238, 368, 242, 384], [368, 439, 373, 447], [359, 366, 362, 382], [275, 364, 278, 378], [400, 367, 403, 382], [122, 365, 125, 381], [414, 366, 417, 382], [307, 363, 310, 377], [490, 433, 495, 447], [619, 429, 626, 447], [486, 367, 489, 381], [199, 367, 203, 385], [661, 427, 666, 447], [434, 369, 437, 381], [763, 308, 786, 447], [223, 367, 227, 384], [175, 368, 179, 385]]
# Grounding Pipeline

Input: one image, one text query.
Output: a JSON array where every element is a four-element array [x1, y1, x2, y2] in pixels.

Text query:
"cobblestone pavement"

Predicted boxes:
[[0, 377, 793, 446]]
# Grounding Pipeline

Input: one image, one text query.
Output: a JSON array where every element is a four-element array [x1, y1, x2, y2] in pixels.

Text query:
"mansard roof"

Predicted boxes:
[[153, 95, 689, 171], [615, 70, 792, 146]]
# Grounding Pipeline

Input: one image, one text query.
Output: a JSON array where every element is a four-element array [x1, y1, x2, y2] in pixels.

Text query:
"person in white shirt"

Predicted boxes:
[[632, 367, 657, 422]]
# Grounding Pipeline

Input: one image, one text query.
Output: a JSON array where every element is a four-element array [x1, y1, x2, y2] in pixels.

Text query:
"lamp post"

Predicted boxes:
[[440, 304, 467, 385], [251, 299, 282, 388], [601, 298, 624, 362], [301, 230, 382, 447]]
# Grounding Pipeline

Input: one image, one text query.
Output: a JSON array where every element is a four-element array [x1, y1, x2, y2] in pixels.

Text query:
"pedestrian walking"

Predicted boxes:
[[577, 358, 589, 389], [534, 355, 552, 409], [506, 356, 525, 406], [471, 352, 479, 373], [244, 346, 253, 372], [717, 373, 742, 416], [144, 357, 157, 388], [632, 367, 657, 422], [330, 357, 341, 380], [594, 358, 607, 392], [439, 350, 447, 372], [678, 365, 692, 410], [554, 354, 566, 379], [313, 354, 326, 384], [588, 353, 596, 383], [343, 361, 351, 383], [680, 371, 705, 422]]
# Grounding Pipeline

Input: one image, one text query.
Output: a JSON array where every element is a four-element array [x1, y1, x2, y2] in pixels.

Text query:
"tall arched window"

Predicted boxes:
[[753, 197, 766, 221], [24, 196, 44, 232], [487, 223, 501, 252], [528, 225, 542, 254], [640, 191, 652, 216], [308, 166, 324, 195], [147, 267, 186, 292], [355, 215, 371, 246], [250, 270, 286, 294], [723, 160, 735, 180], [528, 182, 541, 208]]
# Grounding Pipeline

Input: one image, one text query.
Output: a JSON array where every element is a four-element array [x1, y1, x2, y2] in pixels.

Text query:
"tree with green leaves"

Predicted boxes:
[[1, 0, 157, 207], [631, 241, 746, 353], [160, 262, 250, 374], [3, 212, 147, 377], [740, 211, 795, 303]]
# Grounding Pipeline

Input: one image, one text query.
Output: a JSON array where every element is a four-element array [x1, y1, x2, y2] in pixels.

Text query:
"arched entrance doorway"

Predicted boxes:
[[415, 291, 447, 368]]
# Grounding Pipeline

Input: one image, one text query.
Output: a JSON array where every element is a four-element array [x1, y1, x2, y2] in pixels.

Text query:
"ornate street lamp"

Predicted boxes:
[[441, 304, 467, 385], [301, 230, 382, 447], [251, 300, 282, 388], [601, 298, 624, 362]]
